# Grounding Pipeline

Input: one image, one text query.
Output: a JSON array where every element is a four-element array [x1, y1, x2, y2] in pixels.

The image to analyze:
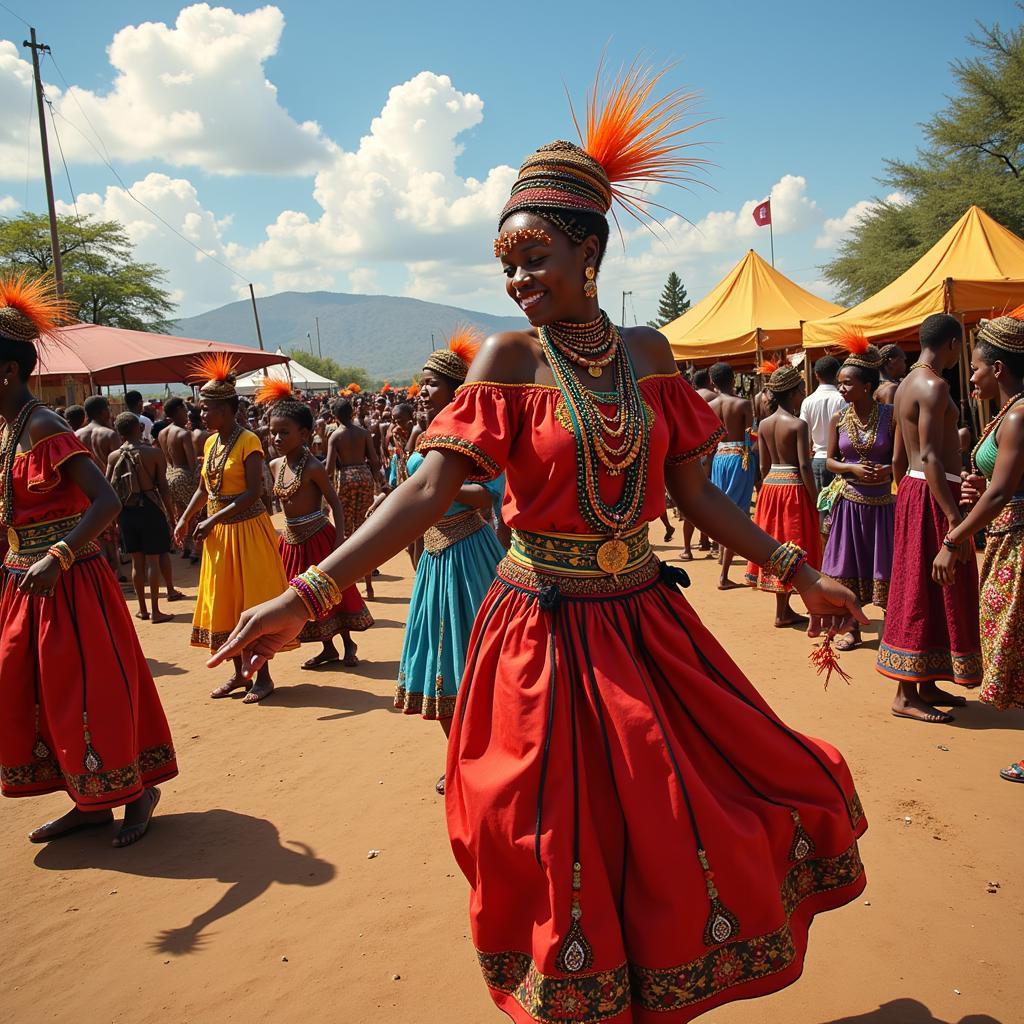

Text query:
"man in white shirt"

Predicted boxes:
[[125, 390, 154, 443], [799, 356, 846, 497]]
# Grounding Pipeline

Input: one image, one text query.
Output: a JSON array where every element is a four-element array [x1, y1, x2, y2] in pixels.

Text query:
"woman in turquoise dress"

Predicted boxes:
[[393, 330, 505, 792]]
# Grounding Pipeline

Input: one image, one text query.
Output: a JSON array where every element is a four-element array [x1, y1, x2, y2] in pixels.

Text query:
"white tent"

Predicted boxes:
[[236, 348, 337, 395]]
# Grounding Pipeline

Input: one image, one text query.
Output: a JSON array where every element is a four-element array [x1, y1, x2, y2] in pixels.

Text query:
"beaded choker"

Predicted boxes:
[[0, 399, 41, 528], [543, 313, 617, 377], [274, 447, 310, 501], [539, 314, 649, 548]]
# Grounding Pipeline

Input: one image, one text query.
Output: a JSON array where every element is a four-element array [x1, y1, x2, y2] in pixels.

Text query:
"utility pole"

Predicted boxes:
[[314, 316, 322, 358], [24, 28, 64, 296], [248, 283, 265, 350], [306, 331, 314, 355], [621, 291, 632, 327]]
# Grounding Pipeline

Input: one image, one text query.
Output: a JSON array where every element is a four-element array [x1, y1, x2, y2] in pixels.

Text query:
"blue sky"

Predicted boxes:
[[2, 0, 1019, 325]]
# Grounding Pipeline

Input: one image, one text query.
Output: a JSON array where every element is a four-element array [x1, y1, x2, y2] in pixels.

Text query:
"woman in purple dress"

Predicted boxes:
[[822, 336, 895, 651]]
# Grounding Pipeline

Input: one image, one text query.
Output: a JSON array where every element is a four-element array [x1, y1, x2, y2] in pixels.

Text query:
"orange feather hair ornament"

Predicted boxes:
[[188, 351, 241, 401], [836, 329, 882, 370], [0, 271, 74, 343], [254, 377, 295, 406], [406, 382, 421, 398], [347, 382, 362, 394], [424, 324, 482, 383], [1008, 303, 1024, 320], [758, 359, 779, 377]]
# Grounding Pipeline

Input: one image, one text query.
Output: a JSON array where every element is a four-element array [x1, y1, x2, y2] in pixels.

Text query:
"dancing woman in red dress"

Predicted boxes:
[[0, 275, 177, 847], [211, 66, 868, 1023]]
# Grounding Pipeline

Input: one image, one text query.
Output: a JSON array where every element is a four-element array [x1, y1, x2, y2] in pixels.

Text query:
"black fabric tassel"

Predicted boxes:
[[659, 561, 691, 591]]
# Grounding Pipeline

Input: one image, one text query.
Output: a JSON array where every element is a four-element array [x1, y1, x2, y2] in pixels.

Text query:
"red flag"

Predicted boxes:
[[752, 199, 772, 227]]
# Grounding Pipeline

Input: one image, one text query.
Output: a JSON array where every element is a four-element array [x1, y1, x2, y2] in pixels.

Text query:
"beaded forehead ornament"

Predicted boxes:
[[493, 228, 553, 259]]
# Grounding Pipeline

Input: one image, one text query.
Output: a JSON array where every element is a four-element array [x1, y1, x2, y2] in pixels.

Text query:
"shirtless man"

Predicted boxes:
[[753, 376, 818, 628], [693, 367, 718, 404], [160, 397, 200, 561], [326, 398, 383, 599], [106, 413, 176, 623], [77, 395, 122, 575], [876, 314, 981, 722], [707, 362, 757, 587], [875, 343, 907, 406]]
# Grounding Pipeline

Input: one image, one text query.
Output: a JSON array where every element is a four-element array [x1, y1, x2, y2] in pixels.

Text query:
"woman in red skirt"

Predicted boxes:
[[212, 66, 868, 1023], [0, 274, 177, 847], [262, 380, 373, 669], [745, 361, 823, 627]]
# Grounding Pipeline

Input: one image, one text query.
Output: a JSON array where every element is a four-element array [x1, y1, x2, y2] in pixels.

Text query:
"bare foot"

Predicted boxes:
[[135, 610, 150, 621], [302, 650, 340, 670], [342, 642, 359, 668], [775, 612, 810, 628], [891, 695, 954, 724], [151, 610, 174, 624], [364, 585, 375, 601], [919, 682, 968, 708], [210, 676, 247, 699], [113, 788, 160, 848], [717, 579, 744, 591], [29, 807, 113, 844], [242, 677, 275, 704], [664, 526, 675, 542]]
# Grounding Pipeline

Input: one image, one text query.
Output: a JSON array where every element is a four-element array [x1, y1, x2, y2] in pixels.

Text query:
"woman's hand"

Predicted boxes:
[[174, 518, 189, 546], [959, 472, 985, 507], [932, 545, 959, 586], [192, 519, 213, 544], [207, 589, 309, 678], [18, 555, 61, 597], [794, 569, 869, 638]]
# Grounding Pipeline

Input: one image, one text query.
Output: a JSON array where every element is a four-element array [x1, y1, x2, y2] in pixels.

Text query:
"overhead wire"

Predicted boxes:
[[0, 0, 30, 29]]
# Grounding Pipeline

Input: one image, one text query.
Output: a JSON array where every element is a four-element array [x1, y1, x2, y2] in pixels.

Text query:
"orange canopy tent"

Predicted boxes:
[[803, 206, 1024, 348], [32, 322, 286, 389], [662, 249, 843, 363]]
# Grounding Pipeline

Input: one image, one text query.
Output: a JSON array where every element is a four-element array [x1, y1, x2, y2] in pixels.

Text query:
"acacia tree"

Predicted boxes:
[[648, 271, 691, 327], [824, 10, 1024, 304], [0, 212, 175, 330]]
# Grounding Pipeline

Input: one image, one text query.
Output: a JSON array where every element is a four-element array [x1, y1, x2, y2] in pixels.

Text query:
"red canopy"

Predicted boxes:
[[32, 322, 285, 386]]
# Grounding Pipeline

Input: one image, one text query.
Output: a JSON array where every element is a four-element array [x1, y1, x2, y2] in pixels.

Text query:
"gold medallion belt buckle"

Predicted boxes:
[[7, 526, 20, 553], [595, 536, 629, 576]]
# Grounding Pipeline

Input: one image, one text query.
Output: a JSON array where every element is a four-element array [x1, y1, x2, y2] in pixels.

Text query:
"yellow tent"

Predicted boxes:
[[663, 249, 843, 363], [803, 206, 1024, 348]]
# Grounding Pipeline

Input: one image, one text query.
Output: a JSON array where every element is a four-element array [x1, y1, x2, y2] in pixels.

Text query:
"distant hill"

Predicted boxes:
[[170, 291, 526, 379]]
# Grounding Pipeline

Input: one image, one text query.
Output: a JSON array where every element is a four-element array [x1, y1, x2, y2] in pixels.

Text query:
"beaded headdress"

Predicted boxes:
[[423, 325, 482, 383], [190, 352, 240, 401], [759, 359, 803, 395], [499, 61, 704, 235], [977, 304, 1024, 354], [0, 272, 71, 345], [837, 330, 883, 370]]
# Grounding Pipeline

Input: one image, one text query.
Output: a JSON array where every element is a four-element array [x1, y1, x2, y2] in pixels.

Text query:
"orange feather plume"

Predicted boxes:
[[571, 58, 707, 227], [446, 323, 483, 364], [758, 359, 779, 377], [189, 350, 240, 384], [406, 382, 421, 398], [255, 377, 294, 406], [347, 382, 362, 394], [837, 329, 870, 356], [0, 271, 74, 339], [381, 381, 391, 392], [1007, 303, 1024, 321]]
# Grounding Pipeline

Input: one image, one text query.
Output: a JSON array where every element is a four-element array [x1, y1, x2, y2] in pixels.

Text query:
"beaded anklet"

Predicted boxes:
[[288, 565, 343, 620]]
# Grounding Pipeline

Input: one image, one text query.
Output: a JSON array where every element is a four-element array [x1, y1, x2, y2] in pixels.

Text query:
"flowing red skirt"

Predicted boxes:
[[446, 561, 866, 1023], [877, 475, 982, 685], [0, 556, 178, 810], [745, 473, 823, 591], [279, 521, 373, 642]]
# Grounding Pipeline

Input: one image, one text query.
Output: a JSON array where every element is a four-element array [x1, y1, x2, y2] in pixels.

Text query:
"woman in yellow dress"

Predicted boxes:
[[175, 354, 293, 704]]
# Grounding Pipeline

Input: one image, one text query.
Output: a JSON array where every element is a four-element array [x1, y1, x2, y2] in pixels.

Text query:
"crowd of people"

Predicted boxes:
[[1, 61, 1022, 1024]]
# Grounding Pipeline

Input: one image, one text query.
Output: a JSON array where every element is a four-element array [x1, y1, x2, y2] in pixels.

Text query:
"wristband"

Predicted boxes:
[[942, 535, 959, 552], [765, 541, 808, 589], [47, 541, 76, 572], [288, 565, 343, 621]]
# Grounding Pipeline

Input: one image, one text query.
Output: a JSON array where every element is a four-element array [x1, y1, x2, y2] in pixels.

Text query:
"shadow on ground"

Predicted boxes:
[[819, 999, 1002, 1024], [34, 809, 335, 956]]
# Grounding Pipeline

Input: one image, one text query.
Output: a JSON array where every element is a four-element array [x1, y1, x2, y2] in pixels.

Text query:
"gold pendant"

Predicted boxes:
[[588, 365, 603, 378], [596, 538, 629, 575], [7, 526, 19, 553]]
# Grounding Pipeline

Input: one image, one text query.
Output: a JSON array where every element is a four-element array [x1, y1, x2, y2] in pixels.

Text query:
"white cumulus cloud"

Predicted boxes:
[[815, 191, 909, 250]]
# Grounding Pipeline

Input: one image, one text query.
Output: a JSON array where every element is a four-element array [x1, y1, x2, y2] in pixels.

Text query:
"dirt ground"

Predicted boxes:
[[1, 533, 1021, 1024]]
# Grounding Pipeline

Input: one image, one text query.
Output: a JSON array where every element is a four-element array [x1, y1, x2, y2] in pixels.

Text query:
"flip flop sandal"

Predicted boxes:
[[999, 761, 1024, 783], [435, 774, 446, 795], [114, 789, 161, 848], [29, 811, 114, 844]]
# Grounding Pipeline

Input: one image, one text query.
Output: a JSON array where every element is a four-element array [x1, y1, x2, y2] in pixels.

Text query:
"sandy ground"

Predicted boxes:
[[1, 532, 1021, 1024]]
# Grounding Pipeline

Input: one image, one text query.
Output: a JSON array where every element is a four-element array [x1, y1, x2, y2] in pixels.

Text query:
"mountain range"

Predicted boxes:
[[170, 291, 527, 378]]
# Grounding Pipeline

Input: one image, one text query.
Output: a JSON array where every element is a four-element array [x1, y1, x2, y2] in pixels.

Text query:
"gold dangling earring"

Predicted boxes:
[[583, 266, 598, 299]]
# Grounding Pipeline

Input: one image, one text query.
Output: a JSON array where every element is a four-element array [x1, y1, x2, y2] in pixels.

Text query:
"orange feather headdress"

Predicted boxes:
[[499, 58, 706, 234], [836, 329, 883, 370], [760, 357, 802, 394], [406, 381, 421, 398], [189, 351, 241, 401], [254, 377, 295, 407], [0, 271, 74, 344], [424, 324, 482, 384], [978, 302, 1024, 354]]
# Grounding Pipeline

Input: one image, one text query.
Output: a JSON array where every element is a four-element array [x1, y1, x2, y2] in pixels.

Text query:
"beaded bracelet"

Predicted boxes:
[[765, 541, 808, 589], [47, 541, 76, 572], [288, 565, 343, 620]]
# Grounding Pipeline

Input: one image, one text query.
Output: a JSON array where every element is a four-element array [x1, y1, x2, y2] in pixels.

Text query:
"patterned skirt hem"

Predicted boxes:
[[298, 608, 375, 643], [825, 575, 889, 609], [394, 685, 457, 720], [875, 641, 982, 687], [479, 839, 866, 1024]]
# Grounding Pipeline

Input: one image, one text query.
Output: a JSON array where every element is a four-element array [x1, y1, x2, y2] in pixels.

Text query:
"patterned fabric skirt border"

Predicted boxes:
[[978, 504, 1024, 710], [744, 474, 822, 593], [337, 464, 375, 539]]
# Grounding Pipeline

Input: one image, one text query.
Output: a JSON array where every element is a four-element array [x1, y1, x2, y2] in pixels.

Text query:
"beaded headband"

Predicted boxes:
[[190, 352, 240, 401], [836, 330, 883, 370], [499, 60, 704, 233], [423, 325, 482, 383], [759, 360, 803, 394], [977, 305, 1024, 355], [0, 272, 71, 345]]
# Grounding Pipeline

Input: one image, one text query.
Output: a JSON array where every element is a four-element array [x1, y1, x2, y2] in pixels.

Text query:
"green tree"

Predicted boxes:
[[824, 10, 1024, 304], [0, 212, 175, 330], [284, 349, 371, 391], [648, 271, 691, 327]]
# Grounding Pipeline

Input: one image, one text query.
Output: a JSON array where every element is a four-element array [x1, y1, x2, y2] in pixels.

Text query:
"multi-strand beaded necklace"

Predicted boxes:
[[0, 399, 41, 529], [970, 390, 1024, 475], [273, 446, 310, 502], [544, 312, 618, 378], [840, 401, 880, 463], [205, 424, 242, 499], [539, 314, 649, 551]]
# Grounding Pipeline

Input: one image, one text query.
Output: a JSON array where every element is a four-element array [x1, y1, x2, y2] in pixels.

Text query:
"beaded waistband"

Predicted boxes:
[[507, 524, 652, 580], [207, 494, 267, 523], [764, 466, 801, 485], [283, 510, 329, 545], [423, 509, 486, 555], [717, 440, 752, 470], [839, 481, 895, 507], [4, 514, 100, 571]]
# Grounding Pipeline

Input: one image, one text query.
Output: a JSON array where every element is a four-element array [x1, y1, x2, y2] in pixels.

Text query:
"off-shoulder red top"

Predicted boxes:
[[9, 432, 92, 527]]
